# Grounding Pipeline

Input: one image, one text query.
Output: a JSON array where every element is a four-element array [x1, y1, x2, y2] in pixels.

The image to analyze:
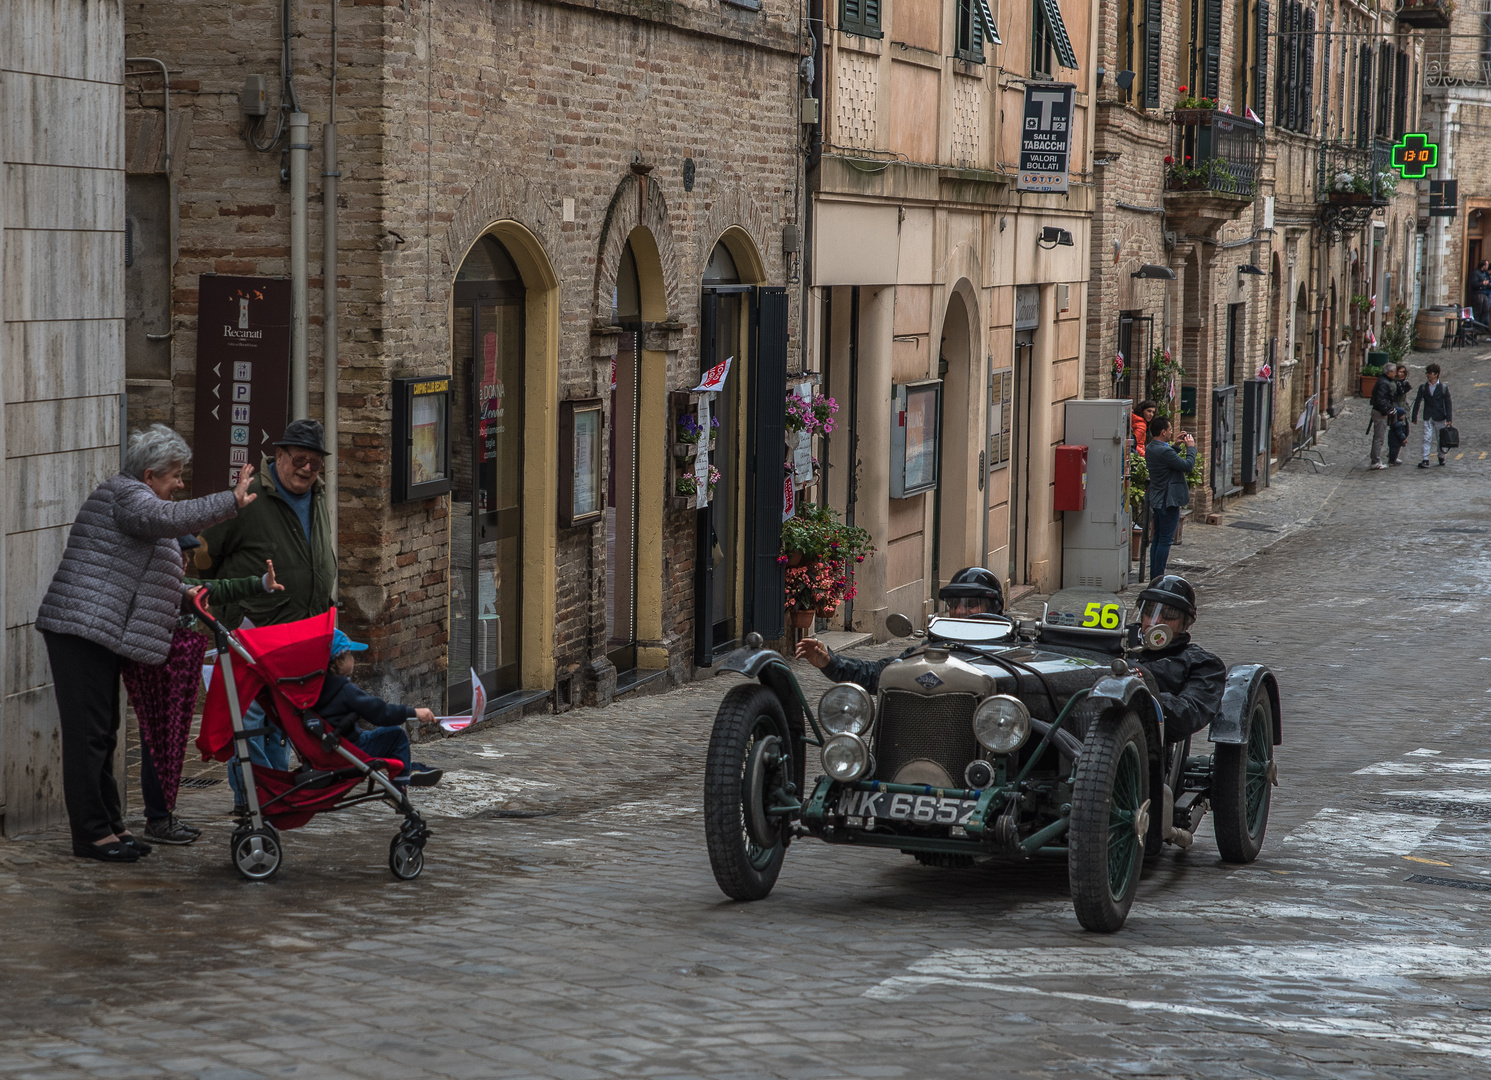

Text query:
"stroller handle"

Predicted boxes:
[[191, 588, 255, 663]]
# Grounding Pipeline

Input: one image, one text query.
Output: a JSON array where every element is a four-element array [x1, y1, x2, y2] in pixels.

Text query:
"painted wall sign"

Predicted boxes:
[[192, 275, 291, 494], [1017, 83, 1074, 193], [1391, 133, 1438, 179]]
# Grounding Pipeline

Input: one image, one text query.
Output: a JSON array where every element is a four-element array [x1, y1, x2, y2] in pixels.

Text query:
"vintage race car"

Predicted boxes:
[[702, 588, 1281, 932]]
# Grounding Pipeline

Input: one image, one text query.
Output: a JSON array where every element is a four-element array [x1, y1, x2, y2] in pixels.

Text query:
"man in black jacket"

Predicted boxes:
[[1412, 362, 1453, 468], [1132, 576, 1226, 742], [316, 630, 442, 786], [1369, 367, 1397, 470]]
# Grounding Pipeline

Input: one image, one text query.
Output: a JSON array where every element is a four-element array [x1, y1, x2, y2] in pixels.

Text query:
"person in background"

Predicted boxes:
[[1394, 364, 1413, 410], [1145, 416, 1197, 579], [1131, 400, 1156, 457], [125, 536, 284, 845], [1386, 407, 1409, 468], [34, 425, 252, 862], [1368, 364, 1397, 470], [1413, 362, 1454, 468], [1472, 260, 1491, 326], [200, 419, 337, 813]]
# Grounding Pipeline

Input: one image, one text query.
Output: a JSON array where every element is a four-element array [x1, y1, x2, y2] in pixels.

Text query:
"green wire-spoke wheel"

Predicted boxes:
[[704, 683, 791, 900], [1213, 685, 1275, 863], [1069, 709, 1149, 933]]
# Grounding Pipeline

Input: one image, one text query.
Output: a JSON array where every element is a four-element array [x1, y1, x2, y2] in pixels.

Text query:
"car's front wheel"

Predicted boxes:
[[1212, 684, 1274, 863], [704, 683, 790, 901], [1068, 709, 1149, 933]]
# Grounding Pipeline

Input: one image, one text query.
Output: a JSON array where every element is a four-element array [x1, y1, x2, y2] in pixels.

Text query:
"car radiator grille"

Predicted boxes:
[[874, 690, 980, 784]]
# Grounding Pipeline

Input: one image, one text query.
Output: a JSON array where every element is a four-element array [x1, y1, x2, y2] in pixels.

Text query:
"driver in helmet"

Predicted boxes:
[[1132, 574, 1226, 741], [795, 567, 1004, 694]]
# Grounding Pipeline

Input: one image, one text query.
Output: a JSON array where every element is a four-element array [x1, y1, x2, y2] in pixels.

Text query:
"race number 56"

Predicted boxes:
[[1082, 602, 1121, 629]]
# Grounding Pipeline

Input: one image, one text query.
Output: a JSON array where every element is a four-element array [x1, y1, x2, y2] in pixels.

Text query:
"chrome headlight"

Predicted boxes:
[[822, 731, 871, 783], [973, 694, 1032, 754], [819, 683, 873, 735]]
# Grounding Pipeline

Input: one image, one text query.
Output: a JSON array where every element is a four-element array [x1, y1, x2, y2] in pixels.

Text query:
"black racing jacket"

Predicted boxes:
[[1135, 636, 1226, 741]]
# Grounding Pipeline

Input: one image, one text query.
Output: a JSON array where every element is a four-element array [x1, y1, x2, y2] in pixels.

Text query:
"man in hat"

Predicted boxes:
[[200, 419, 337, 810]]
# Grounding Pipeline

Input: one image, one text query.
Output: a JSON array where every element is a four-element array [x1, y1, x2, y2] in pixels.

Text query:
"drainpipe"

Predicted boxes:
[[289, 111, 310, 421], [323, 3, 340, 552]]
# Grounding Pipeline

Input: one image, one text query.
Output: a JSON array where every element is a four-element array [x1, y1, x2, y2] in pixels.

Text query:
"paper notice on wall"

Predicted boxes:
[[438, 668, 485, 733], [793, 429, 813, 484], [695, 397, 711, 509], [783, 475, 795, 521]]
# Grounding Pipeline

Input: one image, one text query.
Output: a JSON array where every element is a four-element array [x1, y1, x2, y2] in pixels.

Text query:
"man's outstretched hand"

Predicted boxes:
[[795, 637, 831, 670]]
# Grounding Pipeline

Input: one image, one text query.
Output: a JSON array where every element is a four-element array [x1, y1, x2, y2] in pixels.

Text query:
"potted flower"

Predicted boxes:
[[674, 412, 720, 457], [783, 559, 862, 627], [1328, 169, 1372, 204], [1172, 86, 1218, 125], [785, 391, 840, 437], [780, 503, 874, 567]]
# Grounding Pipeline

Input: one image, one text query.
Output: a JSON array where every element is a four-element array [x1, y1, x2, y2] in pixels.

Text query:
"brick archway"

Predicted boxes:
[[594, 173, 683, 322], [443, 173, 563, 283]]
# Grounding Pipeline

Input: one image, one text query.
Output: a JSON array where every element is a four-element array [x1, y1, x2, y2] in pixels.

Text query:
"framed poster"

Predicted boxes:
[[392, 376, 452, 501], [559, 398, 604, 527], [890, 380, 942, 498]]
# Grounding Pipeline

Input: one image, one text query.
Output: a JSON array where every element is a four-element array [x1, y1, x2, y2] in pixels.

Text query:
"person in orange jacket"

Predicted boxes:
[[1132, 400, 1157, 456]]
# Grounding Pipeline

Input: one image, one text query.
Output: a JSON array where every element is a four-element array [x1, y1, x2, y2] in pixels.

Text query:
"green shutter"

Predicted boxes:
[[976, 0, 1002, 46], [840, 0, 882, 38], [1202, 0, 1222, 99], [1038, 0, 1080, 71], [1254, 2, 1270, 118], [1143, 0, 1162, 109]]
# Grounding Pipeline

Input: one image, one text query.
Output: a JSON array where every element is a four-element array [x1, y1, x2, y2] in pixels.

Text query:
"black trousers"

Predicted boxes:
[[138, 740, 169, 821], [42, 631, 128, 844]]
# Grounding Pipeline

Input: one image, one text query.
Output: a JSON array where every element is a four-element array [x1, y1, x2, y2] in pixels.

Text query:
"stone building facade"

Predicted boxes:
[[808, 0, 1097, 630], [1088, 0, 1427, 517], [124, 0, 804, 715], [1422, 2, 1491, 313], [2, 0, 127, 834]]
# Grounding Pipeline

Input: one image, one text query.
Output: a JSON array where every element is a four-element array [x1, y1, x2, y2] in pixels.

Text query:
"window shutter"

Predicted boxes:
[[863, 0, 880, 32], [1143, 0, 1162, 108], [1319, 19, 1330, 138], [1274, 3, 1290, 127], [1202, 0, 1222, 100], [1394, 49, 1408, 139], [695, 291, 719, 665], [1254, 1, 1270, 118], [746, 287, 788, 642], [840, 0, 882, 38], [1357, 45, 1373, 148], [841, 0, 860, 28], [968, 0, 983, 57], [1299, 8, 1315, 136], [1038, 0, 1080, 70], [975, 0, 1002, 46]]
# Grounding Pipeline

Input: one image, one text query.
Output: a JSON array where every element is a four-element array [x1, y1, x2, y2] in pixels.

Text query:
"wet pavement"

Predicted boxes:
[[5, 348, 1491, 1078]]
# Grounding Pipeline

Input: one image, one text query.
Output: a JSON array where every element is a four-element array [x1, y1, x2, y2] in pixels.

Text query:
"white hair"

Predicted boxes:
[[123, 424, 192, 480]]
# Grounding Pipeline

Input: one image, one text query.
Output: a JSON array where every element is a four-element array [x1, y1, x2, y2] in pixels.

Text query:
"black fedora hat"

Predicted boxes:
[[272, 418, 331, 455]]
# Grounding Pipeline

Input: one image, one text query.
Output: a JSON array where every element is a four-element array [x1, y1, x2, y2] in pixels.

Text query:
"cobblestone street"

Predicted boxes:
[[6, 349, 1491, 1078]]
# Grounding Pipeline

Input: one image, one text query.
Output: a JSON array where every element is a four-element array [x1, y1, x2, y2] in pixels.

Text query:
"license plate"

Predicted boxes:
[[835, 789, 981, 827]]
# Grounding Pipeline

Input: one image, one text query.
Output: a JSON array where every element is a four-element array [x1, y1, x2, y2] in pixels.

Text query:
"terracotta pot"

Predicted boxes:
[[816, 606, 839, 620], [1328, 191, 1372, 205], [1359, 373, 1377, 398], [1130, 525, 1143, 562], [786, 551, 805, 567], [788, 609, 815, 629]]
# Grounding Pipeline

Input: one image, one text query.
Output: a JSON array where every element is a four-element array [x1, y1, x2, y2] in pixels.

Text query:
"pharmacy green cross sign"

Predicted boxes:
[[1391, 133, 1438, 179]]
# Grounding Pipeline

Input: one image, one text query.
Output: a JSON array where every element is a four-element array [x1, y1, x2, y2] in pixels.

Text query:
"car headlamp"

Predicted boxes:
[[973, 694, 1032, 754], [819, 683, 873, 735], [822, 732, 871, 783]]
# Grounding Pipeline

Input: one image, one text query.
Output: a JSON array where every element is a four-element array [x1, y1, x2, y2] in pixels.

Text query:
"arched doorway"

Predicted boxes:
[[701, 241, 745, 650], [448, 223, 560, 713], [451, 235, 526, 705], [932, 288, 978, 595]]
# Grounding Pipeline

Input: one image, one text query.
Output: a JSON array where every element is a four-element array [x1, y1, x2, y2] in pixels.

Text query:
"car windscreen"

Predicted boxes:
[[927, 616, 1016, 647]]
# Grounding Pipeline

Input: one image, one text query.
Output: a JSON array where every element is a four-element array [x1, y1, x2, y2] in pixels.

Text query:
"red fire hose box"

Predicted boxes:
[[1054, 444, 1088, 512]]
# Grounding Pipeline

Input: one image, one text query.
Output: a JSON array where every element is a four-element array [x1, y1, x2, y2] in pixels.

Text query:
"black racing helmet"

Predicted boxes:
[[938, 566, 1005, 614], [1137, 574, 1196, 616]]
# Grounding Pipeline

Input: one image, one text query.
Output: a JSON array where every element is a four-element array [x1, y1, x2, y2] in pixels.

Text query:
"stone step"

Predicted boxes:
[[816, 629, 873, 652]]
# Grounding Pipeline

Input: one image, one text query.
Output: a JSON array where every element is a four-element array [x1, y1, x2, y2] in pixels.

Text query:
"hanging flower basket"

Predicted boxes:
[[788, 609, 816, 629]]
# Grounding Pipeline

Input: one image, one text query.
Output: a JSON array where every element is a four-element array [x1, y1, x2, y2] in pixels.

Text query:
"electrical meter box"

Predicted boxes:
[[1061, 398, 1132, 592], [1053, 445, 1088, 511]]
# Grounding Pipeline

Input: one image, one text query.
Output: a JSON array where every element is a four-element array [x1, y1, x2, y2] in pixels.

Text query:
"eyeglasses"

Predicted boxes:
[[284, 453, 325, 473]]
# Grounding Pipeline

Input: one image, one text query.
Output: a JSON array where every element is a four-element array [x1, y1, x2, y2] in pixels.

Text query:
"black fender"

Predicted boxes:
[[1209, 664, 1282, 746], [716, 646, 811, 802], [1084, 673, 1166, 800]]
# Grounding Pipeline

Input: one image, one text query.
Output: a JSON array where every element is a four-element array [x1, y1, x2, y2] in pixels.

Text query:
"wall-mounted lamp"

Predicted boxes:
[[1038, 226, 1074, 249], [1238, 264, 1266, 276], [1131, 264, 1175, 280], [1115, 70, 1136, 92], [1096, 67, 1106, 88]]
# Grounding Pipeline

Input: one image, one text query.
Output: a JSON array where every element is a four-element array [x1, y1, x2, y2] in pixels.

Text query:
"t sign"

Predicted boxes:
[[1391, 133, 1438, 179]]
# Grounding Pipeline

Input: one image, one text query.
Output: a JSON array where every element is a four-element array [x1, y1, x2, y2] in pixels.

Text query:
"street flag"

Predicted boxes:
[[1245, 107, 1262, 124], [438, 668, 485, 733], [693, 356, 733, 392]]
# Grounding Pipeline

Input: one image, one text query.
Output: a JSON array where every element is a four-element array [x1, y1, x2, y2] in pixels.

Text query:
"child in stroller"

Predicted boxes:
[[317, 629, 443, 789]]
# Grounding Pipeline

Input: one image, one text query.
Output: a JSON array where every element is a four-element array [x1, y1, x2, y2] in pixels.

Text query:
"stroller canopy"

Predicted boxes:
[[197, 608, 337, 762]]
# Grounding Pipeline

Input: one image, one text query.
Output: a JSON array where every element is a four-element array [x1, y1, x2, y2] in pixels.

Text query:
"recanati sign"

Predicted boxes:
[[1018, 82, 1075, 194]]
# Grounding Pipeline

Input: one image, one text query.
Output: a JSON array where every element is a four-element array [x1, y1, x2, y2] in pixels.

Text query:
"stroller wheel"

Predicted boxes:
[[389, 835, 424, 881], [231, 826, 282, 881]]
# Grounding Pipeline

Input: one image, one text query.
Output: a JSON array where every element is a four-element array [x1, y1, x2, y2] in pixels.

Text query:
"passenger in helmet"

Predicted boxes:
[[796, 567, 1004, 692], [1132, 574, 1226, 741]]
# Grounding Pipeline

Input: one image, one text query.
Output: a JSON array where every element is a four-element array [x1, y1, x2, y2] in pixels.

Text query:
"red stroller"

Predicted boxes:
[[194, 599, 431, 881]]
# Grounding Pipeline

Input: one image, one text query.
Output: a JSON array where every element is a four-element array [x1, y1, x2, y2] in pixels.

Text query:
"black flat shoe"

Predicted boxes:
[[73, 841, 140, 863], [120, 834, 153, 856]]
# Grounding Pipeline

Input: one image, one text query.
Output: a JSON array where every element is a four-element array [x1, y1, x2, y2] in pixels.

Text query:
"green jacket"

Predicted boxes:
[[198, 456, 336, 627]]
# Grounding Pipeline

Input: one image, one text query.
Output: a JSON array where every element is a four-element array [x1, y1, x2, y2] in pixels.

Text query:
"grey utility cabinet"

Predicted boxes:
[[1061, 398, 1133, 593]]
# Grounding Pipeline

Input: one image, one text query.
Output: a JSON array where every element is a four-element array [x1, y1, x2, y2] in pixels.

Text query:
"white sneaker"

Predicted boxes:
[[1371, 463, 1387, 470]]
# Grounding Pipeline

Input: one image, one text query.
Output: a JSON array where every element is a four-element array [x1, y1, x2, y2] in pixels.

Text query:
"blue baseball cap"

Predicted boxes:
[[330, 629, 368, 658]]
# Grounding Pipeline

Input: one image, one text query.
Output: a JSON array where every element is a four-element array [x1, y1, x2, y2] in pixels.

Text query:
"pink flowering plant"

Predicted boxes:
[[778, 503, 875, 611], [784, 392, 840, 436], [785, 560, 858, 614]]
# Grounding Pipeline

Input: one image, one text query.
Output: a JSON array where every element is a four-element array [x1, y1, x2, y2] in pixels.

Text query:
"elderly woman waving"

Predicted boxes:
[[35, 425, 256, 863]]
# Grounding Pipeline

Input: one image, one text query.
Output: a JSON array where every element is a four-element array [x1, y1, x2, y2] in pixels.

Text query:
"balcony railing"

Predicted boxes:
[[1317, 139, 1395, 207], [1164, 111, 1264, 200], [1396, 0, 1454, 29], [1426, 50, 1491, 89]]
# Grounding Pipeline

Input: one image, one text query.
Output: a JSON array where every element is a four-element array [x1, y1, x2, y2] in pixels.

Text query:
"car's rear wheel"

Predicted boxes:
[[1213, 685, 1273, 863], [704, 683, 790, 901], [1068, 709, 1148, 933]]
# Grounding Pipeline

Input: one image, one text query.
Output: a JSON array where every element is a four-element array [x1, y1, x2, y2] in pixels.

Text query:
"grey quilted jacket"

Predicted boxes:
[[35, 474, 238, 664]]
